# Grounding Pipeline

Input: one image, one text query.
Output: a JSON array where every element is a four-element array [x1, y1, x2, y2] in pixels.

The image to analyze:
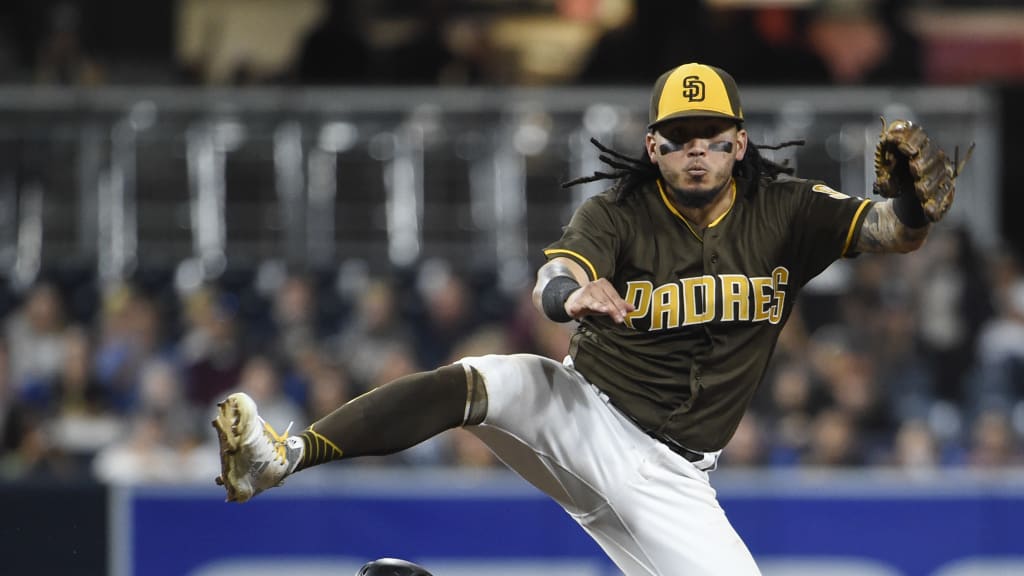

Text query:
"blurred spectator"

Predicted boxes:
[[872, 301, 934, 423], [411, 260, 478, 369], [762, 359, 819, 466], [917, 226, 994, 404], [177, 0, 325, 84], [235, 355, 306, 432], [177, 287, 211, 365], [46, 327, 122, 460], [270, 274, 319, 368], [986, 247, 1024, 300], [526, 315, 573, 363], [334, 277, 416, 392], [91, 409, 183, 481], [806, 0, 923, 85], [447, 428, 500, 469], [33, 1, 104, 85], [485, 0, 605, 85], [136, 359, 200, 448], [806, 323, 894, 441], [889, 419, 941, 472], [0, 4, 23, 82], [804, 409, 864, 467], [367, 342, 422, 392], [576, 0, 710, 85], [294, 0, 371, 85], [838, 255, 894, 335], [0, 340, 9, 451], [966, 409, 1023, 469], [443, 14, 500, 84], [447, 325, 512, 365], [94, 284, 167, 412], [48, 326, 105, 413], [711, 6, 829, 86], [93, 359, 220, 485], [5, 281, 69, 401], [970, 277, 1024, 417], [774, 305, 811, 363], [1, 406, 76, 480], [723, 412, 768, 469], [507, 289, 572, 361], [279, 341, 326, 409], [377, 0, 459, 85], [805, 324, 853, 387], [1, 329, 81, 481], [305, 362, 353, 423], [179, 288, 247, 407]]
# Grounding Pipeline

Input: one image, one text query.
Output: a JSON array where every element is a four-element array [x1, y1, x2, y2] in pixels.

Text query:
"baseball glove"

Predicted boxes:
[[872, 118, 974, 223]]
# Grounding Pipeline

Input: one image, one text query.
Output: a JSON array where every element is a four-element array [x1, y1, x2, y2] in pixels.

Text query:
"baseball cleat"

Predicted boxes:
[[212, 392, 303, 503]]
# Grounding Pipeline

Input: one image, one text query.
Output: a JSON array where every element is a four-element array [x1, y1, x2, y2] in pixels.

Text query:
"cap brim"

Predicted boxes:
[[648, 110, 743, 130]]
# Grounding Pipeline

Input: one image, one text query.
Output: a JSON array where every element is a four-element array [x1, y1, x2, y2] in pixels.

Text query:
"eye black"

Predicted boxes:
[[662, 124, 730, 143]]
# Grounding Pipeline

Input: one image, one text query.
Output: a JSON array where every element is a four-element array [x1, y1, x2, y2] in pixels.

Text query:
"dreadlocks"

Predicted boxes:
[[562, 136, 805, 203]]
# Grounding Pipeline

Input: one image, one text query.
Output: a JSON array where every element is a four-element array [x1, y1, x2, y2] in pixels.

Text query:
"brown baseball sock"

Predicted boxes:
[[294, 363, 487, 471]]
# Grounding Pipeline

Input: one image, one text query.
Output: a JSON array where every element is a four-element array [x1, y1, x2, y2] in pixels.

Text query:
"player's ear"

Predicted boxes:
[[645, 131, 659, 162], [734, 128, 748, 161]]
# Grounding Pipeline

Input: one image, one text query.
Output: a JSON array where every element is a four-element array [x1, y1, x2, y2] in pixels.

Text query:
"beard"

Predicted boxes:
[[666, 180, 729, 208]]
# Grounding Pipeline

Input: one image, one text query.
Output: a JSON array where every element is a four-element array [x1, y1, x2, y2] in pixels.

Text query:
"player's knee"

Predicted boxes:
[[456, 354, 564, 425], [464, 363, 488, 426], [440, 361, 488, 426], [457, 353, 529, 384]]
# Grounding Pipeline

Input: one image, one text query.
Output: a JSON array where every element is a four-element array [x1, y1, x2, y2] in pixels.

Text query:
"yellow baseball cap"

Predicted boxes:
[[648, 63, 744, 129]]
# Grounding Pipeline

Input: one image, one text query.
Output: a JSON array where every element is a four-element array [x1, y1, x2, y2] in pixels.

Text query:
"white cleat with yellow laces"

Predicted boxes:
[[212, 392, 303, 503]]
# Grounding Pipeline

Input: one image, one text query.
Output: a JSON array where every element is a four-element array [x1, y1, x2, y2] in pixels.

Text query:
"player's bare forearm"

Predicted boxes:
[[532, 258, 588, 311], [533, 258, 634, 323], [854, 200, 929, 254]]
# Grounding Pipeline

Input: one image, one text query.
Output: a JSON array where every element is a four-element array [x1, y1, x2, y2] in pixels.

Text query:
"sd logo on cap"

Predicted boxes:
[[649, 63, 744, 130]]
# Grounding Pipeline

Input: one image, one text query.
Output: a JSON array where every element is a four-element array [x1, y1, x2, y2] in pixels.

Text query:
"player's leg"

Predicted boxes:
[[610, 440, 761, 575], [459, 353, 662, 572], [457, 353, 634, 512], [459, 353, 759, 576], [213, 362, 485, 502]]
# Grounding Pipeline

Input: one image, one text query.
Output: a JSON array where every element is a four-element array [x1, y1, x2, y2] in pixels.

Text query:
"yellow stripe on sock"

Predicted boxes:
[[307, 426, 344, 458]]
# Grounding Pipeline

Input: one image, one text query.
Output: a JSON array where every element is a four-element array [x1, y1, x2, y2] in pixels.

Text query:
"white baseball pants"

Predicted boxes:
[[458, 353, 761, 576]]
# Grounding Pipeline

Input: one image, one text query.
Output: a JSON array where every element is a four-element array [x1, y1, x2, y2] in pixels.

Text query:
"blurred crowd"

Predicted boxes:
[[0, 256, 575, 484], [0, 0, 1021, 486], [0, 0, 1019, 88], [2, 222, 1024, 486]]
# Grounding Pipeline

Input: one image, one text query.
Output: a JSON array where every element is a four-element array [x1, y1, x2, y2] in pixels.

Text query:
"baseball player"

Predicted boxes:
[[213, 62, 967, 575]]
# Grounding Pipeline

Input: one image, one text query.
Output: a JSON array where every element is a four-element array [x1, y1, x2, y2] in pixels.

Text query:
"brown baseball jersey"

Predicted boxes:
[[543, 174, 872, 452]]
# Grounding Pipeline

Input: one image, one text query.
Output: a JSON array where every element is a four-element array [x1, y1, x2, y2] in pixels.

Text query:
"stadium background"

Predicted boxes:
[[1, 0, 1023, 574]]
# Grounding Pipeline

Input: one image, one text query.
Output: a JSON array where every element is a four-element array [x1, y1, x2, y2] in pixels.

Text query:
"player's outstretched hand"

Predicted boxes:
[[565, 278, 635, 323]]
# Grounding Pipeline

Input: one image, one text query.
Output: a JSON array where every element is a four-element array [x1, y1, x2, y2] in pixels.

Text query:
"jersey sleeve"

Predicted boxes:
[[542, 196, 621, 281], [790, 181, 872, 285]]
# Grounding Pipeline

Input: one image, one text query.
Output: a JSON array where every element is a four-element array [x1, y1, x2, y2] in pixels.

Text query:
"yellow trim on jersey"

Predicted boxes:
[[842, 199, 872, 256], [707, 181, 737, 228], [544, 248, 599, 281], [657, 179, 736, 241], [658, 180, 701, 241]]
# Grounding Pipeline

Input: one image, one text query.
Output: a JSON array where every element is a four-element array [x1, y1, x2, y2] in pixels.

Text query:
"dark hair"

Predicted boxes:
[[562, 135, 804, 203]]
